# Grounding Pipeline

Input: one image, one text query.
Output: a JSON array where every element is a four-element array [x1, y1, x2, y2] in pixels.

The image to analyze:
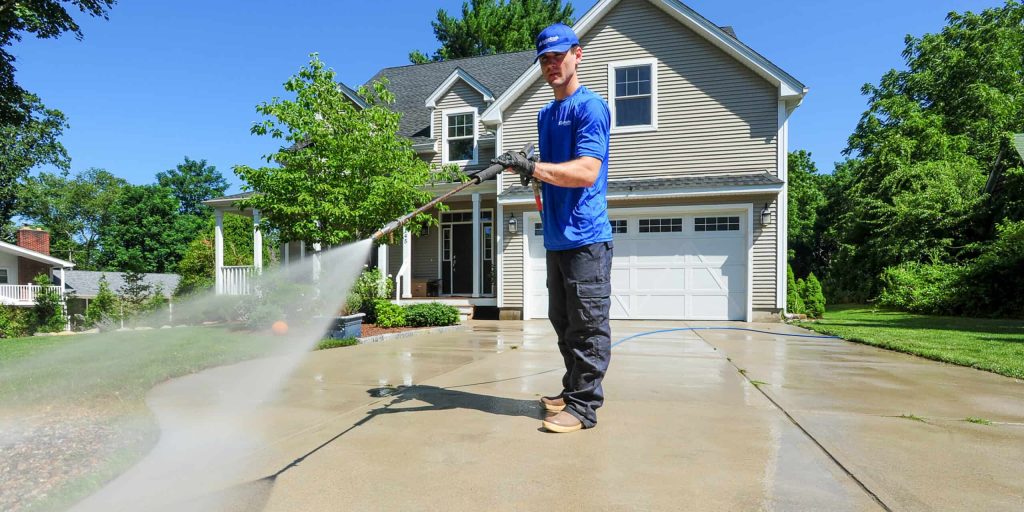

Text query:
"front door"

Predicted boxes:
[[442, 223, 474, 295]]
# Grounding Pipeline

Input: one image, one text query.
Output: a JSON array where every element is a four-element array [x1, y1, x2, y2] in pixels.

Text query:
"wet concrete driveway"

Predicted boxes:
[[84, 320, 1024, 511]]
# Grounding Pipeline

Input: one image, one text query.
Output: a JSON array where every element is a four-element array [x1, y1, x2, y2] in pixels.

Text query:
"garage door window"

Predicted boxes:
[[534, 223, 543, 236], [610, 219, 627, 234], [639, 218, 682, 233], [695, 216, 740, 232]]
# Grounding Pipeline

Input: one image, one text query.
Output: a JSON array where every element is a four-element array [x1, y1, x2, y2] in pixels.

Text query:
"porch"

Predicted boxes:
[[0, 284, 65, 307]]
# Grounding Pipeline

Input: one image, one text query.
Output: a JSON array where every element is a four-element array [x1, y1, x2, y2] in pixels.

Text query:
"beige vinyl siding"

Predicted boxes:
[[431, 81, 495, 170], [499, 0, 778, 178], [387, 241, 402, 277], [499, 195, 779, 311], [412, 225, 440, 279], [500, 205, 531, 308]]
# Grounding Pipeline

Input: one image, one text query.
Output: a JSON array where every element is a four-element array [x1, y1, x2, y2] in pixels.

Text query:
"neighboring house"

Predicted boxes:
[[53, 270, 180, 321], [207, 0, 806, 322], [0, 228, 74, 314]]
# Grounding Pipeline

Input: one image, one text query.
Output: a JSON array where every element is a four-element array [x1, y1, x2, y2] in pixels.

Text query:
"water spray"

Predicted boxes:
[[370, 143, 537, 242]]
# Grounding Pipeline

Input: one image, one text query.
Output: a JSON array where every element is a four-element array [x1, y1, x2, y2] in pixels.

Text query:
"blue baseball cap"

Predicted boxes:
[[535, 23, 579, 61]]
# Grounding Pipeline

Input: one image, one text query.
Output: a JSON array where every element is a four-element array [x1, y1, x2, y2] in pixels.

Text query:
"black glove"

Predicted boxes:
[[492, 150, 537, 186]]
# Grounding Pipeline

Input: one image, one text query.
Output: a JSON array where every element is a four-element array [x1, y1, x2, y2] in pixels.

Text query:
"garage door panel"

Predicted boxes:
[[635, 294, 687, 319], [635, 268, 685, 290], [690, 294, 733, 319], [611, 268, 631, 290], [634, 239, 687, 261]]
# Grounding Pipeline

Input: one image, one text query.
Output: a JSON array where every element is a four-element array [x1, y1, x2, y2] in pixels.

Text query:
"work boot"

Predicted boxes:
[[540, 395, 565, 412], [542, 410, 582, 433]]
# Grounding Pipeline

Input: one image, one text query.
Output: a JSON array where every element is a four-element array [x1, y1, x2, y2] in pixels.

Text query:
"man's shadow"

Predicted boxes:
[[366, 384, 545, 420]]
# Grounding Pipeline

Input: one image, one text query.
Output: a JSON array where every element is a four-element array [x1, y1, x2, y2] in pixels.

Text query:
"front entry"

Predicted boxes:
[[442, 224, 474, 294]]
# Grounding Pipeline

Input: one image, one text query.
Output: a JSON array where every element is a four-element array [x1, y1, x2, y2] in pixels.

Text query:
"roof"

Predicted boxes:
[[203, 191, 254, 210], [53, 270, 179, 298], [365, 51, 536, 144], [482, 0, 808, 123], [0, 240, 75, 268], [1014, 134, 1024, 161], [498, 172, 784, 202]]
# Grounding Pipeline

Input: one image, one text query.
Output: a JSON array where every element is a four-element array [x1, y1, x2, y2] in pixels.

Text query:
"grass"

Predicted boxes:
[[797, 305, 1024, 379], [965, 417, 993, 425], [896, 413, 928, 423], [0, 326, 284, 511]]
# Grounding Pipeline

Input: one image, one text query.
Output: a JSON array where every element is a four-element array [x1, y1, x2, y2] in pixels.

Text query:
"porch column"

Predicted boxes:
[[252, 209, 263, 273], [312, 243, 322, 283], [472, 193, 481, 298], [214, 209, 224, 294], [377, 243, 388, 277], [401, 229, 412, 299], [60, 267, 69, 331], [284, 242, 290, 266]]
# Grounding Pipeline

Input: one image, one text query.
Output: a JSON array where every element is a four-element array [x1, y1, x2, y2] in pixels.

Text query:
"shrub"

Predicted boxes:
[[85, 276, 119, 328], [786, 264, 804, 314], [316, 337, 359, 350], [374, 299, 406, 328], [0, 306, 31, 338], [348, 268, 394, 323], [877, 262, 962, 315], [803, 273, 826, 318], [403, 302, 460, 327], [31, 273, 65, 333]]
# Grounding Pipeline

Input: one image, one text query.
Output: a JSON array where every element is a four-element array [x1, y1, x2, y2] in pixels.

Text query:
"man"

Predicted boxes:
[[493, 23, 612, 434]]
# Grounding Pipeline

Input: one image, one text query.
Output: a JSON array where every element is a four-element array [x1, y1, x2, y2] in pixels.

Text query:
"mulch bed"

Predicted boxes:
[[360, 323, 429, 338]]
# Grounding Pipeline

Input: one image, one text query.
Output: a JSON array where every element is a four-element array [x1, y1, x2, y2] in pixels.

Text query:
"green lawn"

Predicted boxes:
[[0, 327, 286, 511], [798, 305, 1024, 379]]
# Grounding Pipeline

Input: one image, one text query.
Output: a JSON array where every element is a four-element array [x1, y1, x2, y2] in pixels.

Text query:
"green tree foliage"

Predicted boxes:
[[802, 273, 826, 318], [347, 267, 394, 321], [156, 157, 228, 216], [19, 168, 126, 268], [235, 54, 436, 246], [84, 275, 118, 327], [117, 268, 151, 319], [786, 264, 804, 315], [786, 150, 829, 277], [820, 2, 1024, 305], [30, 273, 64, 332], [97, 184, 198, 273], [0, 1, 115, 127], [409, 0, 574, 63], [0, 94, 69, 227], [175, 214, 264, 296]]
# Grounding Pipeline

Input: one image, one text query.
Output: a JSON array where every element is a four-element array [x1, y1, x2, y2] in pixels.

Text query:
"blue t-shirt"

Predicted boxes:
[[537, 86, 612, 251]]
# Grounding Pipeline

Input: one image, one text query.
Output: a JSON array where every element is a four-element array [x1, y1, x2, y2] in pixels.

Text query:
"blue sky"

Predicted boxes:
[[11, 0, 1000, 192]]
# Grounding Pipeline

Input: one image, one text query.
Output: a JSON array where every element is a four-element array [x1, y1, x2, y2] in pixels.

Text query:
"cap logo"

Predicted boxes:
[[540, 35, 559, 45]]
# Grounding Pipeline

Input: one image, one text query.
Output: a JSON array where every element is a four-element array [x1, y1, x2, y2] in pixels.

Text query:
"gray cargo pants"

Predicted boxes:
[[546, 240, 613, 428]]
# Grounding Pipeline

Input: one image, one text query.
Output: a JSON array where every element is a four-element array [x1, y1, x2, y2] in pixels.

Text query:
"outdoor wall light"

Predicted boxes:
[[760, 203, 771, 226], [507, 213, 518, 234]]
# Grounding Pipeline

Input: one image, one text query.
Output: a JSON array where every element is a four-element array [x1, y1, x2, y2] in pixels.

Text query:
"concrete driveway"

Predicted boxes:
[[76, 320, 1024, 511]]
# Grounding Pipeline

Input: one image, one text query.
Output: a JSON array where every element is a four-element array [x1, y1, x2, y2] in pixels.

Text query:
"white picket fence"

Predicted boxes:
[[219, 266, 254, 295], [0, 284, 64, 306]]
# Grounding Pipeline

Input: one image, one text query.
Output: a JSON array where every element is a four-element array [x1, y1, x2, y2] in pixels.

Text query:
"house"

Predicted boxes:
[[0, 228, 74, 327], [207, 0, 806, 322], [53, 270, 180, 321]]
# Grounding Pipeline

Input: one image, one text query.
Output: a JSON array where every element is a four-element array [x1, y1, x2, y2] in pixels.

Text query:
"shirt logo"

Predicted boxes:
[[558, 120, 572, 126]]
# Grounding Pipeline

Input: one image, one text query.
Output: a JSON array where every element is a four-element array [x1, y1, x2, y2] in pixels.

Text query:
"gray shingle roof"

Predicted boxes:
[[53, 270, 180, 298], [365, 51, 536, 140], [499, 172, 784, 199]]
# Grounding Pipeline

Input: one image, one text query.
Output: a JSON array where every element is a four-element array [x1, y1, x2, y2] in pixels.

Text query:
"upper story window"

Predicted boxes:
[[608, 58, 658, 133], [443, 108, 477, 164]]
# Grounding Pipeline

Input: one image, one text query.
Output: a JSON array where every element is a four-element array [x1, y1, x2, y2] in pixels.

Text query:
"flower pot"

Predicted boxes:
[[329, 313, 365, 339]]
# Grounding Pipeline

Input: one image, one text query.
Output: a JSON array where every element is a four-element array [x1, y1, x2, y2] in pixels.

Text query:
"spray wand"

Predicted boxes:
[[371, 143, 536, 241]]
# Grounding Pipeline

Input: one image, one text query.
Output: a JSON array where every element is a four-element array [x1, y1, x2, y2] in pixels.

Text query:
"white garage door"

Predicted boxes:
[[525, 208, 748, 321]]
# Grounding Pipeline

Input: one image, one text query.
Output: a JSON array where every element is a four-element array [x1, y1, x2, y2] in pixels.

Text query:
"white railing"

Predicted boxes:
[[220, 266, 255, 295], [0, 285, 64, 306]]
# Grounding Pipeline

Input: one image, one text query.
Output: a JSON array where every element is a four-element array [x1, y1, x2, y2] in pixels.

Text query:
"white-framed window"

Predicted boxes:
[[442, 227, 452, 261], [0, 268, 8, 284], [608, 58, 658, 133], [534, 223, 543, 236], [695, 216, 740, 232], [610, 219, 627, 234], [639, 218, 682, 233], [442, 107, 478, 164]]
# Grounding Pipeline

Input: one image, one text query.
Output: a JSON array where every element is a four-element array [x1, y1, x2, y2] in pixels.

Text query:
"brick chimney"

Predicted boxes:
[[16, 227, 50, 256]]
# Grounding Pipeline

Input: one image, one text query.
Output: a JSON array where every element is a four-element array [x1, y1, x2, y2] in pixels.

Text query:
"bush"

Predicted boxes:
[[31, 273, 65, 333], [0, 306, 31, 338], [403, 302, 460, 327], [786, 264, 804, 314], [316, 337, 359, 350], [85, 276, 119, 328], [374, 299, 406, 328], [348, 268, 394, 323], [802, 273, 826, 318], [877, 262, 962, 315]]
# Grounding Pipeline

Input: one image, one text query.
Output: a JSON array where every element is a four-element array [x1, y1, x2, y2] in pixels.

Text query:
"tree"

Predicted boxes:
[[1, 94, 69, 227], [117, 268, 151, 322], [19, 168, 127, 268], [802, 273, 826, 319], [823, 2, 1024, 302], [786, 264, 804, 315], [97, 184, 199, 273], [84, 274, 118, 327], [409, 0, 574, 63], [30, 273, 64, 332], [787, 150, 828, 277], [156, 157, 228, 216], [235, 54, 436, 246], [0, 0, 115, 127]]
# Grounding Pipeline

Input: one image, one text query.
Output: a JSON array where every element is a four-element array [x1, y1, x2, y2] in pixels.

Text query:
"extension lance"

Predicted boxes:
[[371, 143, 536, 241]]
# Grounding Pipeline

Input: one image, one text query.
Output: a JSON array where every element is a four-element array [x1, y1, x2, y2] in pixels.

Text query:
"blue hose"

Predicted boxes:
[[611, 327, 841, 348]]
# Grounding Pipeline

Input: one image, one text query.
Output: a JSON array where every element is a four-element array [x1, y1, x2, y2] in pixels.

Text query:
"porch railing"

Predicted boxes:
[[0, 284, 64, 306], [220, 266, 255, 295]]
